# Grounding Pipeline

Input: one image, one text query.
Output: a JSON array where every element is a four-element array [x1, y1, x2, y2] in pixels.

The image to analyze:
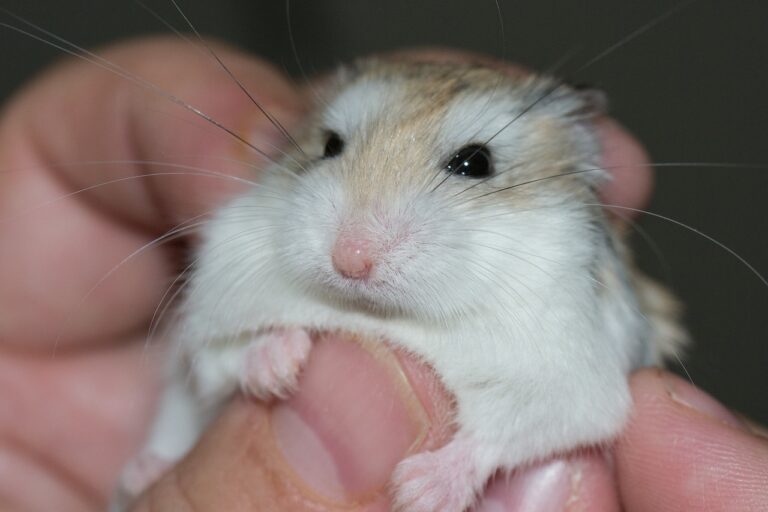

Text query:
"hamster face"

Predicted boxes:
[[215, 61, 608, 324]]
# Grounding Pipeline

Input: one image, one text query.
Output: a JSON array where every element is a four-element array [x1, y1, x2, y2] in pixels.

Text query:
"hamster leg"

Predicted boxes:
[[391, 433, 489, 512], [240, 327, 312, 401], [111, 373, 203, 511]]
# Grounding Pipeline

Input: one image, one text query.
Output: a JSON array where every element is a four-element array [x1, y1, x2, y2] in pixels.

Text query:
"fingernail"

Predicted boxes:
[[663, 372, 747, 430], [269, 332, 430, 504], [477, 460, 573, 512], [477, 452, 617, 512]]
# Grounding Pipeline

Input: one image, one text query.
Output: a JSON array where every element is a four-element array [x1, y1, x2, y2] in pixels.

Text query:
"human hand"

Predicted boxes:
[[2, 39, 764, 511]]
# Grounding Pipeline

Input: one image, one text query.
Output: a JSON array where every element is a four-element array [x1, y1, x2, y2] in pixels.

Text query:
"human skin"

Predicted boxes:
[[0, 39, 766, 511]]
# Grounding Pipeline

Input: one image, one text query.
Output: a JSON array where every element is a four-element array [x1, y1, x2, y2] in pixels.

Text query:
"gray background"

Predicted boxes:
[[1, 0, 766, 423]]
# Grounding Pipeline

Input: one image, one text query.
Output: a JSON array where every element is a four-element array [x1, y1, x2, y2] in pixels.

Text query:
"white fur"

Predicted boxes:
[[117, 63, 669, 511]]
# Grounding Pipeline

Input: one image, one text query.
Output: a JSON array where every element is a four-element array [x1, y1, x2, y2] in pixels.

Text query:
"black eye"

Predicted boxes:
[[444, 144, 493, 178], [323, 131, 344, 158]]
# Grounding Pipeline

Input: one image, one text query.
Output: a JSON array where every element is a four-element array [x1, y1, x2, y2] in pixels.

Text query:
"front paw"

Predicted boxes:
[[240, 327, 312, 401], [391, 438, 481, 512]]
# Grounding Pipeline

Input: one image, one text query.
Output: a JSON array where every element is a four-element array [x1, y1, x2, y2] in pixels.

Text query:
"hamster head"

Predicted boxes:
[[219, 59, 609, 324]]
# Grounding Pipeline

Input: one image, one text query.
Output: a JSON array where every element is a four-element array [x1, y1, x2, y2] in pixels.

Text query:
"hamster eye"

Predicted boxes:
[[444, 144, 493, 178], [323, 131, 345, 158]]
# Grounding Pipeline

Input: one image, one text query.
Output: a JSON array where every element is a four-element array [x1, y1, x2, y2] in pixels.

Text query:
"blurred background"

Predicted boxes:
[[1, 0, 766, 423]]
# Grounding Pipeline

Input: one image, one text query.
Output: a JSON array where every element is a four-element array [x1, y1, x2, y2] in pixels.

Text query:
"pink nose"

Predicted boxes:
[[332, 236, 373, 280]]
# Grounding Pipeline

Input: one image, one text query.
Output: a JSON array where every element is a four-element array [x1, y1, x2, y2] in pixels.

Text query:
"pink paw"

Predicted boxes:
[[119, 451, 172, 500], [391, 439, 480, 512], [240, 327, 312, 400]]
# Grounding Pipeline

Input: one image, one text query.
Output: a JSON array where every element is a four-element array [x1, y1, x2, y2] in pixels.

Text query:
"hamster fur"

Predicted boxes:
[[114, 58, 687, 511]]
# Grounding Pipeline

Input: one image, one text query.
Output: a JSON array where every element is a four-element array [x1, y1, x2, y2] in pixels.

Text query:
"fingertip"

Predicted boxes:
[[616, 369, 768, 511], [596, 118, 654, 214]]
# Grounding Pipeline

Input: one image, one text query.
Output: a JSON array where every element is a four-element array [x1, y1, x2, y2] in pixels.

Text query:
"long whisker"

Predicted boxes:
[[588, 203, 768, 290], [286, 0, 329, 110], [0, 11, 285, 168], [454, 161, 768, 208], [140, 148, 304, 175], [1, 166, 266, 224], [50, 219, 207, 353], [575, 0, 700, 73], [611, 209, 673, 281], [145, 259, 197, 352], [454, 167, 601, 207], [167, 0, 306, 158], [446, 0, 704, 182], [450, 162, 525, 199], [493, 0, 506, 62], [131, 0, 198, 48]]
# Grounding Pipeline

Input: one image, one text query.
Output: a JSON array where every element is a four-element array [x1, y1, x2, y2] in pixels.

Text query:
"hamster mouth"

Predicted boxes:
[[307, 329, 370, 346]]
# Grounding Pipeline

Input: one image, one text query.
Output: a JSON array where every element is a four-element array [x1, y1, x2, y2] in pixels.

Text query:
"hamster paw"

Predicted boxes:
[[111, 451, 172, 510], [240, 327, 312, 400], [391, 438, 480, 512]]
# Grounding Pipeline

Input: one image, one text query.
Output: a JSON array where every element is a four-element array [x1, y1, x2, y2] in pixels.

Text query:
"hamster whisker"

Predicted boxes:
[[482, 81, 565, 148], [587, 203, 768, 290], [575, 0, 700, 73], [427, 110, 515, 195], [478, 0, 701, 155], [166, 0, 306, 158], [0, 167, 272, 225], [0, 11, 293, 170], [609, 209, 673, 282], [453, 167, 602, 208], [180, 237, 283, 344], [61, 212, 293, 355], [451, 228, 566, 267], [468, 247, 549, 303], [458, 195, 766, 293], [493, 0, 506, 62], [469, 238, 611, 312], [160, 151, 307, 177], [145, 259, 197, 353], [477, 197, 767, 294], [50, 218, 212, 354], [449, 163, 526, 200], [196, 233, 305, 349], [131, 0, 197, 47], [460, 259, 546, 346], [454, 161, 768, 210], [286, 0, 331, 111]]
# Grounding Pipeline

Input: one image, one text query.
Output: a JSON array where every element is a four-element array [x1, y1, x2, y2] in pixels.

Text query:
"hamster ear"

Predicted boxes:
[[567, 82, 608, 118], [337, 60, 361, 80]]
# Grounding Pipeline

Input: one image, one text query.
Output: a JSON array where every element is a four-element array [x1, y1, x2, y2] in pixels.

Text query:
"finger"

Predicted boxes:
[[0, 339, 163, 511], [596, 118, 653, 213], [475, 450, 620, 512], [129, 334, 455, 511], [616, 369, 768, 511], [0, 37, 306, 349]]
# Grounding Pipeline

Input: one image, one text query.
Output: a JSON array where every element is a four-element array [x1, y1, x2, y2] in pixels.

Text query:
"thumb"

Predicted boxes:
[[616, 369, 768, 511], [129, 333, 456, 511]]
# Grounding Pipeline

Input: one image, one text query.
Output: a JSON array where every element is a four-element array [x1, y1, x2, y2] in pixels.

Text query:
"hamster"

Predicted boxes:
[[113, 57, 687, 511]]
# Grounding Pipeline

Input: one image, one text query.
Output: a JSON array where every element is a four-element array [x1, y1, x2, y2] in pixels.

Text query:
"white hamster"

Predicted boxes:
[[115, 57, 686, 511]]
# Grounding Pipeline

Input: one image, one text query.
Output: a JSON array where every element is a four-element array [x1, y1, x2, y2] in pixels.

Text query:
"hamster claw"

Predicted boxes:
[[240, 327, 312, 401], [111, 451, 172, 511]]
